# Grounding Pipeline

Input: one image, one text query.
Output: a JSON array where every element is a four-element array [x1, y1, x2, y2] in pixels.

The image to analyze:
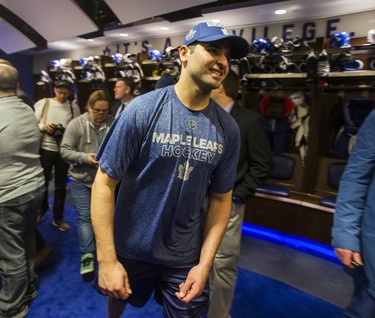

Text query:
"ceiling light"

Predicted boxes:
[[120, 33, 128, 37], [160, 27, 170, 31], [87, 39, 94, 42], [274, 9, 287, 15]]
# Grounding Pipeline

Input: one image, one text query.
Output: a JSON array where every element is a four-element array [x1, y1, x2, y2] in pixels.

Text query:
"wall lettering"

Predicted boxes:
[[33, 10, 375, 72], [326, 18, 340, 38], [107, 18, 357, 54], [282, 24, 295, 41], [303, 22, 316, 41], [164, 37, 172, 51], [141, 41, 149, 53], [231, 29, 244, 37]]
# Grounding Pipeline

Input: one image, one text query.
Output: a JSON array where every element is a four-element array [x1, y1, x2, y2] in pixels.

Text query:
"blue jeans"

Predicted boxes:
[[70, 180, 95, 255], [0, 186, 44, 317]]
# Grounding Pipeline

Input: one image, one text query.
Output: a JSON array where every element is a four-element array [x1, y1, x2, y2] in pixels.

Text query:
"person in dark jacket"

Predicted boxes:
[[208, 69, 272, 318]]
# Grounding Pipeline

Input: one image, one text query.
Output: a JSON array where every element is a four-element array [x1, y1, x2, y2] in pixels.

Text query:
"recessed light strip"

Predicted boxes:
[[275, 9, 287, 15]]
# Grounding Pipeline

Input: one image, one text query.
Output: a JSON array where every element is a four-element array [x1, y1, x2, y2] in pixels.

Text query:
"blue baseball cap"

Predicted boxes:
[[182, 22, 249, 59]]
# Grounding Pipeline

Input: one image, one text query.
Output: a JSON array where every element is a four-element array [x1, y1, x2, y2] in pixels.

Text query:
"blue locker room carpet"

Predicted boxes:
[[26, 189, 348, 317]]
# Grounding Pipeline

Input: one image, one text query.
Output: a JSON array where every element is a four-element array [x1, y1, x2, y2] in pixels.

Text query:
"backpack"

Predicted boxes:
[[333, 97, 374, 157]]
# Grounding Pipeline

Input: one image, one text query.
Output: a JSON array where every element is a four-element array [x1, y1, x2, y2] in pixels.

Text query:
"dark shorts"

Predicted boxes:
[[93, 257, 209, 318]]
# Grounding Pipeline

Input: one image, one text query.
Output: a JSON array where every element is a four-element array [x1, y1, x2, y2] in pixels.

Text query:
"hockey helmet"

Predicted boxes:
[[148, 49, 162, 60], [330, 32, 351, 48], [368, 29, 375, 45], [251, 38, 267, 53]]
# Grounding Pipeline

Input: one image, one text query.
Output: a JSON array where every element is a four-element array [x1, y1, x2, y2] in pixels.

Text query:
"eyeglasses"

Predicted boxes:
[[92, 108, 109, 114]]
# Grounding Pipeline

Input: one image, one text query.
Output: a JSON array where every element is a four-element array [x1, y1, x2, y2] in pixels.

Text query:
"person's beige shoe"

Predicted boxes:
[[52, 219, 70, 231]]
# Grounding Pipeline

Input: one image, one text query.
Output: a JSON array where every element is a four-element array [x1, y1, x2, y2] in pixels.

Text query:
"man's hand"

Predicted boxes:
[[175, 264, 209, 303], [98, 260, 132, 300], [334, 248, 364, 269], [87, 152, 98, 165]]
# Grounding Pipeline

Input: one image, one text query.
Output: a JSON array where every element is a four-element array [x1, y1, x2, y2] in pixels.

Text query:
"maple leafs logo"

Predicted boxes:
[[178, 160, 194, 181]]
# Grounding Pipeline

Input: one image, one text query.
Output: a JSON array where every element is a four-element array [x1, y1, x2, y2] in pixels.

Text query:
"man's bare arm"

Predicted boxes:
[[91, 167, 132, 299], [176, 190, 232, 302]]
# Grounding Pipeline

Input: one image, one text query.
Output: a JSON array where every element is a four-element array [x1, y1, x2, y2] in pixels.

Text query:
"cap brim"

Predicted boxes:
[[195, 34, 249, 59], [56, 85, 72, 90]]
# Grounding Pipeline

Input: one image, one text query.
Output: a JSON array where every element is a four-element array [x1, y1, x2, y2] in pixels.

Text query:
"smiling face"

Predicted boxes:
[[184, 41, 231, 92]]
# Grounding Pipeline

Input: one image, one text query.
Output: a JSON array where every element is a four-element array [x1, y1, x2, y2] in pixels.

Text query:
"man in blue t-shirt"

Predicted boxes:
[[91, 21, 249, 318]]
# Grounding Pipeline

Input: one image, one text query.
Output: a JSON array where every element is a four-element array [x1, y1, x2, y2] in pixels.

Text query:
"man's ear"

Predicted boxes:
[[179, 45, 190, 62]]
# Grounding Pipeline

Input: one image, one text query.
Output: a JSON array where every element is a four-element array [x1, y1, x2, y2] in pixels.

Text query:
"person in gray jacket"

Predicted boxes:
[[60, 90, 114, 281], [0, 63, 45, 317], [332, 109, 375, 318]]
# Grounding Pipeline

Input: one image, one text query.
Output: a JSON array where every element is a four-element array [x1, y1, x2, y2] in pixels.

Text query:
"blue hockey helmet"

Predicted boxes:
[[251, 38, 267, 53], [330, 32, 351, 48], [112, 53, 123, 64], [79, 57, 88, 66], [148, 49, 162, 60]]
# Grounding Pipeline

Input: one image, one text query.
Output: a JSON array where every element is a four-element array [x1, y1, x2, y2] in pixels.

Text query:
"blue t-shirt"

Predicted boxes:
[[97, 86, 240, 266]]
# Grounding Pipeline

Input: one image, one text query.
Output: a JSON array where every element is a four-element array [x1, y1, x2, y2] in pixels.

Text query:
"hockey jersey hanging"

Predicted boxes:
[[333, 97, 374, 158], [259, 94, 294, 153], [289, 92, 310, 166]]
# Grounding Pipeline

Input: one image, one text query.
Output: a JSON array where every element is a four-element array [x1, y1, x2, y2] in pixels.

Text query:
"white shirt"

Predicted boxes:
[[115, 98, 134, 118], [34, 98, 80, 151]]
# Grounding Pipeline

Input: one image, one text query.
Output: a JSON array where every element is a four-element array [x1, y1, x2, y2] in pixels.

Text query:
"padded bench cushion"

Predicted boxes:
[[256, 184, 291, 197], [319, 196, 336, 208]]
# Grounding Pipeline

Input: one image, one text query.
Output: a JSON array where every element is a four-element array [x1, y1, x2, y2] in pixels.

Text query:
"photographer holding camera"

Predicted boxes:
[[34, 80, 80, 231]]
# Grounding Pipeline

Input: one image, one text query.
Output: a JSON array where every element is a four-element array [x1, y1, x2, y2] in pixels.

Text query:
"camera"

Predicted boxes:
[[48, 124, 65, 138]]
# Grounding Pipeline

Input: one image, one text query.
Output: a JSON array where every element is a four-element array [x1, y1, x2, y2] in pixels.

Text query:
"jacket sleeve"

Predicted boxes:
[[233, 108, 273, 202], [60, 118, 88, 165], [332, 110, 375, 252]]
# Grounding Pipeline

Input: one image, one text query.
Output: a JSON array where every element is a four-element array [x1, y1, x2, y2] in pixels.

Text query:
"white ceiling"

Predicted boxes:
[[1, 0, 375, 55], [0, 0, 97, 42], [0, 16, 35, 53], [106, 0, 214, 25]]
